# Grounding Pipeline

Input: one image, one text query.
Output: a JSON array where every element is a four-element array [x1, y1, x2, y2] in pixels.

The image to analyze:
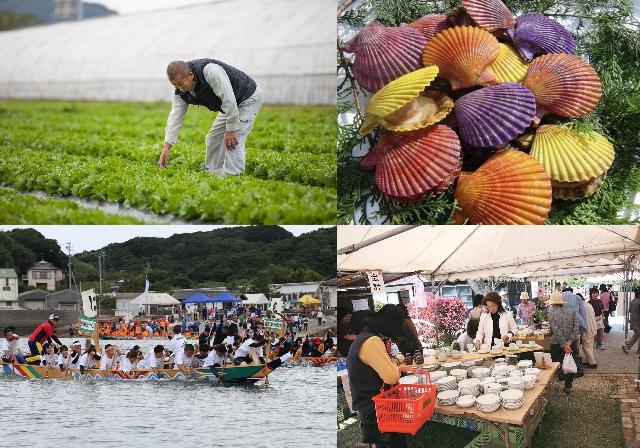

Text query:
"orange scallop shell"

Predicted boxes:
[[453, 149, 552, 224], [463, 0, 515, 31], [423, 26, 500, 90], [405, 14, 450, 41], [522, 54, 602, 124], [360, 125, 462, 203]]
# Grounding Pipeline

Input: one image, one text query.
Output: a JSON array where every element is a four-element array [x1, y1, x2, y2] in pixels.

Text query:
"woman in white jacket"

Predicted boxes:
[[474, 292, 518, 349]]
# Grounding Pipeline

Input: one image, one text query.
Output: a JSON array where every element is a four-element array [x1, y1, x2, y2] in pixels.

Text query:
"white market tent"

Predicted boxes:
[[338, 226, 640, 281], [242, 293, 269, 305], [0, 0, 333, 104], [130, 292, 180, 306]]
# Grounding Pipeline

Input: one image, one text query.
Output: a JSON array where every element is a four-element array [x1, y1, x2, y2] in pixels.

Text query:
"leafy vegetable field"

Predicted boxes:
[[0, 101, 336, 224]]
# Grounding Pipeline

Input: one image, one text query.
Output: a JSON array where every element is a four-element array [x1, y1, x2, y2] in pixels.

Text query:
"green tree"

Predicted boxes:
[[0, 10, 42, 31]]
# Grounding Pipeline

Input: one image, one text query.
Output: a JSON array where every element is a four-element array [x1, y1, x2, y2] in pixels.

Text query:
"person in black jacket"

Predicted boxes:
[[159, 59, 263, 176]]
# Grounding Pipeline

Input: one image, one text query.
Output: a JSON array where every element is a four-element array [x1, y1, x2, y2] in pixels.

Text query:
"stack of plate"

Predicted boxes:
[[491, 364, 508, 378], [441, 362, 461, 372], [476, 394, 501, 413], [458, 378, 480, 397], [522, 375, 537, 389], [505, 365, 518, 373], [524, 367, 540, 381], [461, 360, 476, 368], [430, 370, 448, 382], [398, 375, 422, 385], [450, 368, 468, 382], [517, 360, 533, 371], [509, 369, 523, 378], [484, 382, 503, 395], [436, 376, 457, 392], [496, 377, 509, 388], [472, 367, 491, 379], [456, 395, 476, 408], [477, 377, 494, 392], [500, 389, 524, 409], [437, 389, 459, 406], [507, 377, 524, 390], [477, 347, 490, 354]]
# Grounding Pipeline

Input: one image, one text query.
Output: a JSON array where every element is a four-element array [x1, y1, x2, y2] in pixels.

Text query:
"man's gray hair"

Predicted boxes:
[[167, 61, 192, 80]]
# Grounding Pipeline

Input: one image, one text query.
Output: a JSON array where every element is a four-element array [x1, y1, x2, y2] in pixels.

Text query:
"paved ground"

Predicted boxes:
[[588, 316, 640, 374]]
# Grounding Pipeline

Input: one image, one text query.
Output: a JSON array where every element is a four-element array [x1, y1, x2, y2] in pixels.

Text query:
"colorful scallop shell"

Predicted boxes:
[[342, 21, 427, 93], [360, 125, 462, 203], [523, 54, 602, 124], [552, 174, 606, 201], [509, 13, 576, 62], [454, 83, 536, 148], [462, 0, 515, 31], [490, 43, 528, 83], [453, 149, 552, 224], [405, 14, 450, 41], [423, 26, 500, 90], [360, 67, 453, 135], [530, 125, 614, 183]]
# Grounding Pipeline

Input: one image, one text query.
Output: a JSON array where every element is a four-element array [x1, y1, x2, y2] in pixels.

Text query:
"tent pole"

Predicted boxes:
[[431, 274, 439, 347], [430, 226, 480, 277], [337, 225, 419, 255]]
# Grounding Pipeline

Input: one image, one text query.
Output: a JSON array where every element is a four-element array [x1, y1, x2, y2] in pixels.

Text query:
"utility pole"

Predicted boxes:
[[65, 242, 72, 291], [98, 250, 105, 296]]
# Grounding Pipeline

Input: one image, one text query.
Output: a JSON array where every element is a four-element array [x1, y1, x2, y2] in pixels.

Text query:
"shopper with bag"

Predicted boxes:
[[547, 291, 579, 395], [347, 304, 406, 448]]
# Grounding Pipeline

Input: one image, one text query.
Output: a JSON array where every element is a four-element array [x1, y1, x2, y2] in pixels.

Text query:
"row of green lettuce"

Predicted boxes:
[[0, 147, 336, 224], [0, 188, 145, 224]]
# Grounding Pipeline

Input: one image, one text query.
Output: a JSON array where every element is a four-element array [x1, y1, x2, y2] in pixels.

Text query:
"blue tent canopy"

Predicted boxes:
[[182, 292, 216, 304], [212, 292, 242, 303]]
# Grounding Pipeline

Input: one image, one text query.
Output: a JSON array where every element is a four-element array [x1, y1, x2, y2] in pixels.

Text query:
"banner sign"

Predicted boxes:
[[367, 270, 386, 294], [265, 319, 282, 331], [80, 315, 96, 334]]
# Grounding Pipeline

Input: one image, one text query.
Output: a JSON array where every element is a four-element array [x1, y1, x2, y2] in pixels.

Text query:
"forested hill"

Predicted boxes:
[[76, 226, 336, 292]]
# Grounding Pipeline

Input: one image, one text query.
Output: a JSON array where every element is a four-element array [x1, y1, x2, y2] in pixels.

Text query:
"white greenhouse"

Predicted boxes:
[[0, 0, 334, 104]]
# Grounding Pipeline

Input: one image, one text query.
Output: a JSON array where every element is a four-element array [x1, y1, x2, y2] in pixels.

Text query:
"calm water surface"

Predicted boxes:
[[0, 338, 336, 448]]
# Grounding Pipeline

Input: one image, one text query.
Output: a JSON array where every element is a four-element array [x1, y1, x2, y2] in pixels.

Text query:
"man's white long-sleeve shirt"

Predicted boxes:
[[164, 63, 240, 145]]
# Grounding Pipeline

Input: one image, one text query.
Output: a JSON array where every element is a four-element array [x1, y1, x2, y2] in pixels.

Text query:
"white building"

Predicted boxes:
[[25, 260, 65, 291], [271, 281, 335, 309], [0, 269, 19, 309], [0, 0, 333, 104]]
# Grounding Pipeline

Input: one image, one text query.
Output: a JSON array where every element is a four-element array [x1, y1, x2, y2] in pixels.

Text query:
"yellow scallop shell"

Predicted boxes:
[[530, 125, 614, 183], [490, 43, 528, 83], [552, 174, 606, 201], [360, 66, 452, 135]]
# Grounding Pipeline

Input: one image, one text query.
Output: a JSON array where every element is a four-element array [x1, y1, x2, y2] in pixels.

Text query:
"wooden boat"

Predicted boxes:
[[1, 362, 271, 383]]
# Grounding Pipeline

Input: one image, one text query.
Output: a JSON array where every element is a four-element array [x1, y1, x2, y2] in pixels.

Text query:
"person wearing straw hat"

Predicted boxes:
[[547, 291, 579, 394], [347, 304, 406, 448]]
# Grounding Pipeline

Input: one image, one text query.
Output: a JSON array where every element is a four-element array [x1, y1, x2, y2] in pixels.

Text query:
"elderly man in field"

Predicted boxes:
[[158, 59, 263, 175]]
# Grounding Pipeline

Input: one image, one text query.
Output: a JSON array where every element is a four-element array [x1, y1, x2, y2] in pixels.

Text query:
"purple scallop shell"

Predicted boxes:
[[342, 22, 427, 93], [509, 13, 576, 62], [454, 83, 536, 148]]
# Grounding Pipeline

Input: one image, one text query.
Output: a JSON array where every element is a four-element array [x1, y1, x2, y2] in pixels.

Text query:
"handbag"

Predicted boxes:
[[562, 353, 577, 374]]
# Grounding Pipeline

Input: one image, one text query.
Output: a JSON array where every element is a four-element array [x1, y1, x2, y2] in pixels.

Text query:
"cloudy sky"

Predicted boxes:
[[0, 225, 332, 253]]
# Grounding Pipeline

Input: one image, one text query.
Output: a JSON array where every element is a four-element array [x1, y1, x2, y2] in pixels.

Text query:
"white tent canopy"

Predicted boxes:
[[129, 292, 180, 306], [242, 293, 269, 305], [0, 0, 333, 104], [338, 226, 640, 281]]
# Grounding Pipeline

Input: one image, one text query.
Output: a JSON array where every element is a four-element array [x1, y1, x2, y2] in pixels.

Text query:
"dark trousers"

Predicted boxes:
[[28, 340, 41, 356], [360, 410, 408, 448], [550, 341, 577, 389], [603, 311, 611, 332]]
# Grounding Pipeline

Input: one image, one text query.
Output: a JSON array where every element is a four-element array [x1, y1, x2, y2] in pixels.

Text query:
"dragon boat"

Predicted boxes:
[[1, 361, 272, 383]]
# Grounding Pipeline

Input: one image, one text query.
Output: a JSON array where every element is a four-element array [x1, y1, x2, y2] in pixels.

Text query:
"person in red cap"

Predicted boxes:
[[28, 314, 62, 356]]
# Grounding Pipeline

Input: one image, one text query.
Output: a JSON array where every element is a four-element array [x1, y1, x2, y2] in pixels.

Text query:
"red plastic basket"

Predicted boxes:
[[372, 370, 437, 435]]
